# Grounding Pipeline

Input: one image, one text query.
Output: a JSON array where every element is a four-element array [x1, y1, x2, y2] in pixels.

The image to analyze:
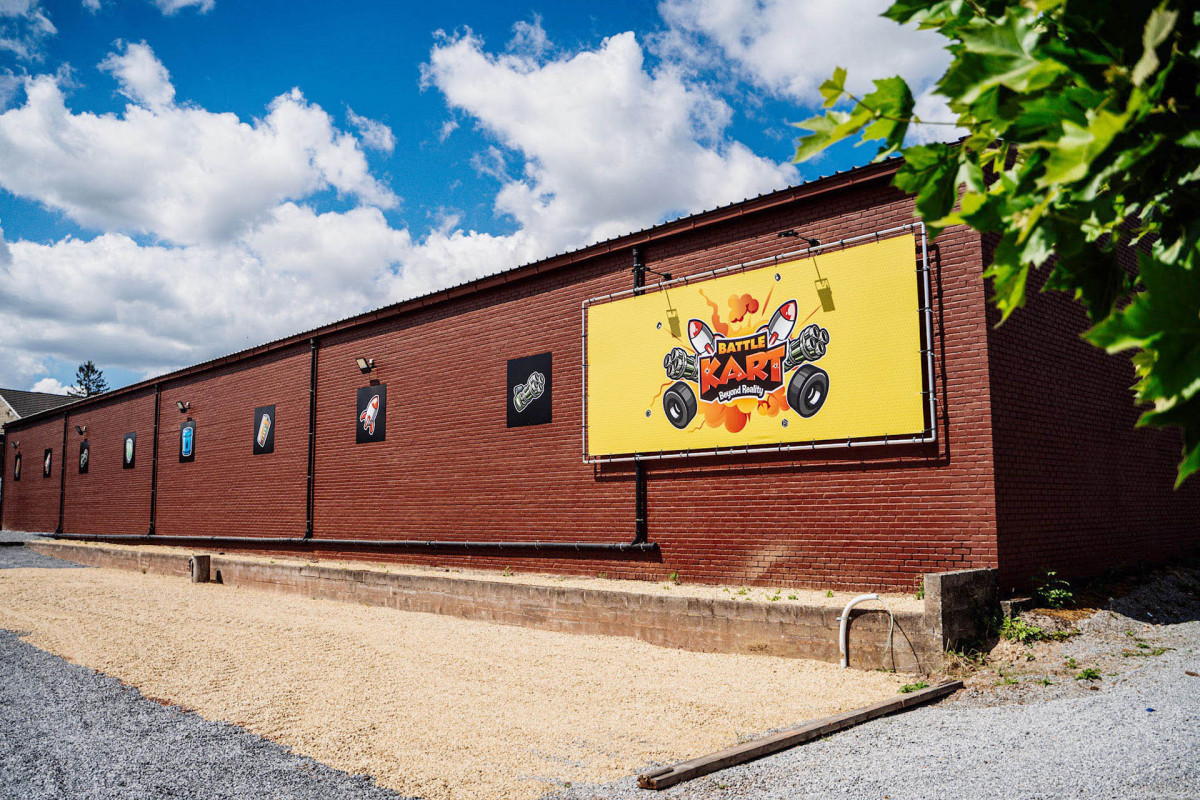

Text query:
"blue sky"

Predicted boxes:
[[0, 0, 952, 393]]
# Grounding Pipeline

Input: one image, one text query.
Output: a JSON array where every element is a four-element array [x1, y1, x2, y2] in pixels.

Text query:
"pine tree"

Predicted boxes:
[[69, 361, 108, 397]]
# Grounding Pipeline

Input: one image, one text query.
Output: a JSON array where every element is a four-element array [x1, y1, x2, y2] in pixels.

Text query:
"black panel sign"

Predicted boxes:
[[180, 421, 196, 463], [79, 439, 89, 474], [12, 452, 20, 481], [253, 406, 275, 455], [123, 432, 136, 469], [507, 352, 552, 428], [43, 448, 52, 478], [356, 385, 386, 443]]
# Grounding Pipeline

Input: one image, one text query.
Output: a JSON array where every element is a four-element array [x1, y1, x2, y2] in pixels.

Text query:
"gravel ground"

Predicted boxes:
[[546, 578, 1200, 800], [0, 629, 411, 800], [0, 564, 906, 800], [0, 530, 40, 545], [0, 545, 86, 569]]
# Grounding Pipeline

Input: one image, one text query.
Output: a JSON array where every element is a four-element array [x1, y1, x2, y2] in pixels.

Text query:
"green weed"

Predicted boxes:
[[1033, 570, 1074, 609]]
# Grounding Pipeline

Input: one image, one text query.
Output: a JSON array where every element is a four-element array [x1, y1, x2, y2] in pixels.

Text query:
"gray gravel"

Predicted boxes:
[[0, 530, 42, 545], [0, 545, 84, 569], [0, 630, 412, 800], [546, 619, 1200, 800]]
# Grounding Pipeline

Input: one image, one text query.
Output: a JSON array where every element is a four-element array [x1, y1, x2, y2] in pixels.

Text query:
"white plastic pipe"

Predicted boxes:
[[838, 593, 880, 669]]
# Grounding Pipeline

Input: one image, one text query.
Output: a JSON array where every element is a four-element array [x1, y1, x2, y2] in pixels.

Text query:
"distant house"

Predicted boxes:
[[0, 388, 77, 432], [0, 388, 77, 522]]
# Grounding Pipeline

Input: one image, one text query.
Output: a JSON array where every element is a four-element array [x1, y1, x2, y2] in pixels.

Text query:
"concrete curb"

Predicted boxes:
[[26, 541, 997, 672]]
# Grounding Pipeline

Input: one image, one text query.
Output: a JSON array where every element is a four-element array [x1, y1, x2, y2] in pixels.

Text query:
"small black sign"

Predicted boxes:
[[12, 452, 20, 481], [253, 406, 275, 455], [123, 432, 136, 469], [507, 352, 552, 428], [356, 385, 386, 443], [180, 421, 196, 463], [43, 448, 52, 478], [79, 439, 89, 474]]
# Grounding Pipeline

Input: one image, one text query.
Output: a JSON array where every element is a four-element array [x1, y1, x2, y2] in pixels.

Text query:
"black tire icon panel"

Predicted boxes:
[[787, 365, 829, 418], [663, 381, 698, 429]]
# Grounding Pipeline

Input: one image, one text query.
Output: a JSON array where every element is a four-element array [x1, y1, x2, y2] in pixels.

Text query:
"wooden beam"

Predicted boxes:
[[637, 680, 962, 790]]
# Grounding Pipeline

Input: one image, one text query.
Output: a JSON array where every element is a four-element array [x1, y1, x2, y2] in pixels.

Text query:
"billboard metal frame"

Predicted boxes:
[[581, 222, 936, 464]]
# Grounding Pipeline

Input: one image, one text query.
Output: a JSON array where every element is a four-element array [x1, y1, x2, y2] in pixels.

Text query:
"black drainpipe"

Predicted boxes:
[[631, 246, 649, 545], [56, 413, 68, 534], [148, 383, 161, 535], [305, 338, 318, 538]]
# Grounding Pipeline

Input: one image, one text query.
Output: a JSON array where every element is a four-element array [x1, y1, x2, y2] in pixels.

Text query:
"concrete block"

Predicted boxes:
[[923, 567, 999, 649]]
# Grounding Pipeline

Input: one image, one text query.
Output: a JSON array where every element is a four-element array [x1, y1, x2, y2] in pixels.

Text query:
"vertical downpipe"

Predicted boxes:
[[148, 383, 160, 535], [305, 338, 318, 538], [56, 414, 68, 534], [632, 246, 649, 545]]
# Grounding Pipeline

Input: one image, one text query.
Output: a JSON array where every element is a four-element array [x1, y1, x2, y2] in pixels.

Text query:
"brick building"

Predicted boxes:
[[3, 158, 1197, 592]]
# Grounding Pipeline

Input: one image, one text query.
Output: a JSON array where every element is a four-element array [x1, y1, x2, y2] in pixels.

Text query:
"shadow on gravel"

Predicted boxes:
[[0, 547, 86, 570], [0, 630, 414, 800]]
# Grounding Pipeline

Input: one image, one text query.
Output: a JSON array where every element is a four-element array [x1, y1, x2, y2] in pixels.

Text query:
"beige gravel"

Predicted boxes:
[[33, 538, 924, 613], [0, 565, 909, 800]]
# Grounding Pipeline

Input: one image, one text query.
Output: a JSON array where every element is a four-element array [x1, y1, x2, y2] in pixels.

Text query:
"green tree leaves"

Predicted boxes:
[[793, 0, 1200, 484]]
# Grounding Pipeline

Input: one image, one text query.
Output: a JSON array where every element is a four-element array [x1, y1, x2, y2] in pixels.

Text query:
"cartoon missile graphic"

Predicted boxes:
[[687, 319, 718, 356], [256, 413, 272, 448], [44, 452, 51, 473], [764, 299, 798, 345], [359, 394, 380, 435], [125, 437, 134, 464]]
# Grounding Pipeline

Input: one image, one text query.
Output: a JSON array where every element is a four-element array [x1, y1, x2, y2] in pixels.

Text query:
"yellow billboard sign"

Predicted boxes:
[[585, 233, 927, 459]]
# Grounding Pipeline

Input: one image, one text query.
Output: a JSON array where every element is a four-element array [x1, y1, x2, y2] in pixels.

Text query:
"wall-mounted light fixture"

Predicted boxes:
[[75, 425, 87, 435], [10, 440, 18, 450], [176, 401, 190, 413], [355, 357, 375, 374], [778, 230, 821, 247]]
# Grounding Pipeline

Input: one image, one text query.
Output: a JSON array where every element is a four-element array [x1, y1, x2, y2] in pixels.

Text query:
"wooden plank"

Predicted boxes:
[[637, 680, 962, 790]]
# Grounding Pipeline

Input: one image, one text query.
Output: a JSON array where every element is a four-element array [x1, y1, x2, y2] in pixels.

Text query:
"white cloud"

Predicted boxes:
[[346, 107, 396, 153], [469, 145, 508, 181], [0, 204, 547, 390], [2, 26, 805, 393], [0, 48, 397, 245], [0, 220, 11, 266], [0, 0, 55, 60], [153, 0, 213, 15], [423, 29, 795, 254], [30, 376, 70, 394], [81, 0, 101, 13], [657, 0, 950, 104], [99, 41, 175, 109], [507, 16, 549, 57]]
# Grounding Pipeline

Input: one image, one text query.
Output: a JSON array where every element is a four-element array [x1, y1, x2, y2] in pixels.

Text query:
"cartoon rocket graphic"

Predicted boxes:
[[359, 394, 380, 436], [256, 413, 272, 448], [687, 319, 718, 356], [764, 299, 798, 345]]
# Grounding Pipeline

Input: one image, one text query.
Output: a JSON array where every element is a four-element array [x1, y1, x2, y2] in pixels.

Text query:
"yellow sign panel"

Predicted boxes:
[[585, 234, 926, 458]]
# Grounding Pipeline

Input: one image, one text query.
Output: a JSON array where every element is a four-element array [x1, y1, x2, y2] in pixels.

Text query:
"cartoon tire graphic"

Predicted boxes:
[[787, 365, 829, 418], [663, 381, 698, 429]]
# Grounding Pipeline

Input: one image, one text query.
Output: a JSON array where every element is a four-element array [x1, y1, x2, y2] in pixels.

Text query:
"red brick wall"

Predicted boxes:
[[304, 180, 999, 590], [2, 416, 63, 533], [63, 391, 155, 536], [986, 243, 1200, 590], [1, 177, 1003, 590], [156, 348, 310, 538]]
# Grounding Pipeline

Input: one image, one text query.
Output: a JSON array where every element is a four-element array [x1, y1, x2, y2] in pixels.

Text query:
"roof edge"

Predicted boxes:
[[7, 158, 902, 429]]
